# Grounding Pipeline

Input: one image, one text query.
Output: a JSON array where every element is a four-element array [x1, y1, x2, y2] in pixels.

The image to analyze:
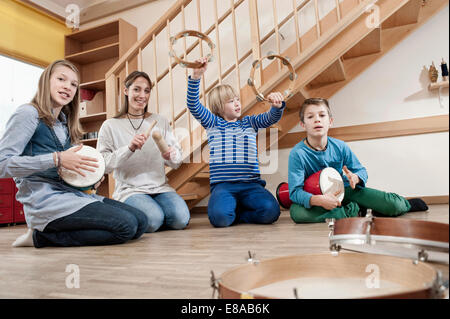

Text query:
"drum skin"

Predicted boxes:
[[59, 145, 105, 191]]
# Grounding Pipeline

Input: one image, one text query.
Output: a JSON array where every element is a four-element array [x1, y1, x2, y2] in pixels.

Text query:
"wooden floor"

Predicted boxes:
[[0, 205, 448, 299]]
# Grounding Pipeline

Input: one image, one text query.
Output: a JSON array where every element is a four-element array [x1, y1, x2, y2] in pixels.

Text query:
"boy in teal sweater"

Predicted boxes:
[[288, 98, 428, 223]]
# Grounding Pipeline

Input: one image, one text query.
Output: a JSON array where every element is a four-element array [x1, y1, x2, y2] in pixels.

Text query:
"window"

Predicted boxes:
[[0, 55, 43, 138]]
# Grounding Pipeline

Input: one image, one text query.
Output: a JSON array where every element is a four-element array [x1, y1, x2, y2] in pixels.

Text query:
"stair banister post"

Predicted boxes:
[[248, 0, 263, 88]]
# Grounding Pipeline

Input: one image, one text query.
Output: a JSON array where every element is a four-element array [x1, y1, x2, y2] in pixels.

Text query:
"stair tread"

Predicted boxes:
[[180, 193, 199, 201]]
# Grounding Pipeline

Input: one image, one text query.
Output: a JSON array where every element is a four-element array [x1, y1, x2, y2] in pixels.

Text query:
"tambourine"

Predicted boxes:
[[59, 145, 105, 192], [248, 53, 297, 102], [328, 215, 450, 264], [169, 30, 215, 68]]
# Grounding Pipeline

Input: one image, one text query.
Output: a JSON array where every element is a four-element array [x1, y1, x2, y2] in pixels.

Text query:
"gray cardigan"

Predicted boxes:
[[0, 105, 101, 231]]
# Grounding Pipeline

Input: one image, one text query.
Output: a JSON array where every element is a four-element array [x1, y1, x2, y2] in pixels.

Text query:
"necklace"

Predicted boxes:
[[305, 137, 328, 152], [127, 113, 145, 132], [128, 111, 146, 117]]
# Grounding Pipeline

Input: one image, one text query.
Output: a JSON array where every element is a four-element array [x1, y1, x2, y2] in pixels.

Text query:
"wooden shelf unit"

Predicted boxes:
[[65, 18, 137, 197]]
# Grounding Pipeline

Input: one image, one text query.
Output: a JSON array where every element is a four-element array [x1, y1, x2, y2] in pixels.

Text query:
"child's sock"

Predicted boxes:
[[12, 228, 34, 247], [407, 198, 428, 212]]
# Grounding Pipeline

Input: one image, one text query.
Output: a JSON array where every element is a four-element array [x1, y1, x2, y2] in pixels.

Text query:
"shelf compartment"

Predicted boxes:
[[80, 112, 107, 123], [65, 20, 120, 56], [66, 43, 119, 64], [80, 79, 106, 91], [80, 138, 98, 147]]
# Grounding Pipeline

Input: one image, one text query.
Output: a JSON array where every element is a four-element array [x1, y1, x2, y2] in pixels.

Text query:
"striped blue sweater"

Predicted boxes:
[[187, 77, 285, 185]]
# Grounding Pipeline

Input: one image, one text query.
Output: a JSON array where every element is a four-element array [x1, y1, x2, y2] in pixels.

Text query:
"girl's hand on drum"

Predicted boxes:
[[129, 134, 147, 152], [343, 166, 360, 189], [162, 146, 176, 161], [267, 92, 284, 108], [192, 57, 209, 80], [60, 144, 99, 177]]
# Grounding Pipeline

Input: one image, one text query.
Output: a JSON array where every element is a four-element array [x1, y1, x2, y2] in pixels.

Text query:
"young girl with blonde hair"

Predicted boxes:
[[0, 60, 148, 248]]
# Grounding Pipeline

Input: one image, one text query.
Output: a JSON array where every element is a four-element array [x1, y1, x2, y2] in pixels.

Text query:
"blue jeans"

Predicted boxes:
[[124, 192, 190, 233], [33, 198, 148, 248], [208, 181, 280, 227]]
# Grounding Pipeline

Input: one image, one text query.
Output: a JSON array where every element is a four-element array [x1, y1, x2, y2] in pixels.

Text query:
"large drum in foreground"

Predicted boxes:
[[217, 253, 446, 299], [59, 145, 105, 191], [328, 217, 449, 264]]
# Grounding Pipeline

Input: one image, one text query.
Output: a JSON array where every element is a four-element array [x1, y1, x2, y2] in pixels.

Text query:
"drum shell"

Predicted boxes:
[[303, 170, 322, 195], [276, 182, 292, 209]]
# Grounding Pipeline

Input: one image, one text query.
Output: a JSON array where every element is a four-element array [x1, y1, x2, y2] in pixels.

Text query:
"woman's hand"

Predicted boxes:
[[162, 146, 177, 161], [59, 144, 99, 177], [192, 57, 209, 80], [129, 133, 148, 152], [267, 92, 284, 108]]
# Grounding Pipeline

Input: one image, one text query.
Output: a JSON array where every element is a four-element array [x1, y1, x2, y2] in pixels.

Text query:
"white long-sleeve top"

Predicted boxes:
[[97, 114, 182, 202]]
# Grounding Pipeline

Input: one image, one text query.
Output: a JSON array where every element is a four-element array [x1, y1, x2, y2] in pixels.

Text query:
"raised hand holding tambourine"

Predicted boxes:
[[169, 30, 215, 69], [248, 52, 297, 102]]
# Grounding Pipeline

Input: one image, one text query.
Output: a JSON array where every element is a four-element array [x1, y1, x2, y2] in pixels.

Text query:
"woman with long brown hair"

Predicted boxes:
[[97, 71, 190, 233], [0, 60, 148, 248]]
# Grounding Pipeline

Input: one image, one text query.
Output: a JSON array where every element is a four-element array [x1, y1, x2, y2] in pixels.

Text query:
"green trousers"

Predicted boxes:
[[290, 187, 411, 223]]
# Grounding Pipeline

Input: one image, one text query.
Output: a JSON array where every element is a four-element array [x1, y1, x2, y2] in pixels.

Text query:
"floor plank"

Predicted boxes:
[[0, 205, 448, 299]]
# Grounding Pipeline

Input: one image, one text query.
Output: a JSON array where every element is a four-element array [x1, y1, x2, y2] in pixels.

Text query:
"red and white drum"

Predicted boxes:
[[276, 167, 345, 209], [276, 182, 292, 209], [304, 167, 345, 202]]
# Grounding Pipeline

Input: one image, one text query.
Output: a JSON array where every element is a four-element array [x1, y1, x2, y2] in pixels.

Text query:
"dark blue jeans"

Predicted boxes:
[[208, 181, 280, 227], [33, 198, 148, 248]]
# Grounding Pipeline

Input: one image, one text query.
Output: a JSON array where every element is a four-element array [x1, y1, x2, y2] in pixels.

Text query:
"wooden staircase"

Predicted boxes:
[[103, 0, 448, 209]]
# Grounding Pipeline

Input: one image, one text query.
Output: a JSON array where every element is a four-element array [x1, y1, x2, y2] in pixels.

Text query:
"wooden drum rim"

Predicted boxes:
[[217, 253, 441, 299], [248, 54, 297, 102], [169, 30, 215, 69], [333, 217, 449, 244]]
